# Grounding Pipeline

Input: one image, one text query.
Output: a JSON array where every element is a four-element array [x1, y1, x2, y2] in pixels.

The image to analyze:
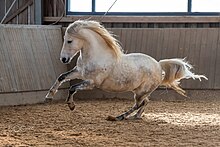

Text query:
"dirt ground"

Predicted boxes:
[[0, 98, 220, 147]]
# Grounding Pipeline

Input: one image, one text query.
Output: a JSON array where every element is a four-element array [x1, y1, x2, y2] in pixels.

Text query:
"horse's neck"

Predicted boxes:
[[81, 30, 116, 63]]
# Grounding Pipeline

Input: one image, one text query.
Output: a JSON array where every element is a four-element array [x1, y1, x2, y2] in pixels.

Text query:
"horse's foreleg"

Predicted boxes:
[[66, 80, 94, 110], [45, 67, 80, 100]]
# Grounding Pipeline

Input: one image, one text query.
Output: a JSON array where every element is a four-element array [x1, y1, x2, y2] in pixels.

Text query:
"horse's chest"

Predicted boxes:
[[81, 63, 109, 81], [83, 65, 97, 76]]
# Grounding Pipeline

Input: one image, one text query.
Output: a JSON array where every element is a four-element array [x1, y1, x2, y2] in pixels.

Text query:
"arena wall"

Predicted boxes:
[[0, 25, 68, 105], [0, 25, 219, 105]]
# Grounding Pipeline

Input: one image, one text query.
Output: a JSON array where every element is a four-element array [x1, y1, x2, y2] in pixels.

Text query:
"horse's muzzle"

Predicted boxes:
[[61, 57, 70, 64]]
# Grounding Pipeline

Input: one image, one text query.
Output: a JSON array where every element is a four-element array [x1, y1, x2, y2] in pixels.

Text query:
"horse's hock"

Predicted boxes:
[[0, 25, 220, 106]]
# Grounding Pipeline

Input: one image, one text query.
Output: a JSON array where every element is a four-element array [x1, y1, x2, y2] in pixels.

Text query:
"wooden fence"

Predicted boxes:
[[0, 25, 67, 93], [0, 26, 219, 95], [0, 0, 34, 24], [109, 28, 220, 89]]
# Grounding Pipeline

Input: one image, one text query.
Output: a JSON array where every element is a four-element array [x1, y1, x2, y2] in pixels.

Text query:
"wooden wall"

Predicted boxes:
[[109, 28, 220, 89], [0, 25, 219, 94], [43, 0, 65, 18], [0, 25, 67, 93], [0, 0, 34, 24]]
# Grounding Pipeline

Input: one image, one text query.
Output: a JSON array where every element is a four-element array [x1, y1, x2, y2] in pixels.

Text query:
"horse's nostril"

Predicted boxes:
[[61, 57, 70, 63], [61, 57, 67, 63]]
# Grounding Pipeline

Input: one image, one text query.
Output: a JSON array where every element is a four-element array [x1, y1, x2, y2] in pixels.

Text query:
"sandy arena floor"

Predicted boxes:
[[0, 98, 220, 147]]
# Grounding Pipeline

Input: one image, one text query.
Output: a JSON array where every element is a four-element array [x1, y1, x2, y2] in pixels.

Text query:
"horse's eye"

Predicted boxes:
[[67, 40, 72, 44]]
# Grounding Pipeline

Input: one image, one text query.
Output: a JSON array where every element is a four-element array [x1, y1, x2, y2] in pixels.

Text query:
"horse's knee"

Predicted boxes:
[[58, 73, 66, 82], [69, 87, 76, 95]]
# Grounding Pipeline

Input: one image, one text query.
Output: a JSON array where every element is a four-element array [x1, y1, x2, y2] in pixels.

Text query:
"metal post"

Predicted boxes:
[[34, 0, 43, 25], [66, 0, 70, 15], [92, 0, 95, 12], [188, 0, 192, 13]]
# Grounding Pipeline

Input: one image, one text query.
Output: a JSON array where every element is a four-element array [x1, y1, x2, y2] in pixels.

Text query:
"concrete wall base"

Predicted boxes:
[[0, 89, 219, 106], [151, 89, 220, 101], [75, 89, 220, 102], [0, 89, 68, 106]]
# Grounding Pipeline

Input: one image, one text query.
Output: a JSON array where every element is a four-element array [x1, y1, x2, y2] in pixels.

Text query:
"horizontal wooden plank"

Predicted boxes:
[[44, 16, 220, 23], [0, 24, 62, 29]]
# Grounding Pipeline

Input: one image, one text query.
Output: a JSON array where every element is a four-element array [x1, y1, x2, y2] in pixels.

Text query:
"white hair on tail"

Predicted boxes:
[[159, 58, 208, 97], [174, 58, 208, 81], [160, 58, 208, 81]]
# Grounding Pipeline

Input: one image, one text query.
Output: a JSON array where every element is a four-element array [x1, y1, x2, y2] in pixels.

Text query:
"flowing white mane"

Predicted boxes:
[[66, 20, 123, 59]]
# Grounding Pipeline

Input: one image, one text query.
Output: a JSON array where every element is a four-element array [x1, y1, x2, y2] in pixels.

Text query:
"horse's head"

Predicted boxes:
[[60, 20, 123, 64], [60, 21, 85, 64]]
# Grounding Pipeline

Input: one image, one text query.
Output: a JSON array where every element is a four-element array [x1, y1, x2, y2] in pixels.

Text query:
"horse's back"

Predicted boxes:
[[123, 53, 161, 73], [124, 52, 158, 63], [99, 53, 162, 92]]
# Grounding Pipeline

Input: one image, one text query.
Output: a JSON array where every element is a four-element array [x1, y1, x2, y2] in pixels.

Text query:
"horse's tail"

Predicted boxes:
[[159, 58, 208, 97]]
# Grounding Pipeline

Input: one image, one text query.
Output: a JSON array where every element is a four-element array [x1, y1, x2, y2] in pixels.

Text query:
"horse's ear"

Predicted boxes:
[[67, 26, 75, 34], [67, 23, 78, 34]]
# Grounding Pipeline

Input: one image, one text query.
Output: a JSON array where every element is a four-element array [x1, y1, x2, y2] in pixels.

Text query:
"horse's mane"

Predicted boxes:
[[67, 20, 123, 59]]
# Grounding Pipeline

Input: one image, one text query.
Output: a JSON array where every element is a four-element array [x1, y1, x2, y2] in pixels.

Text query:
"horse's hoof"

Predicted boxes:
[[106, 115, 125, 121], [45, 92, 53, 103], [68, 103, 75, 111], [45, 91, 54, 99], [44, 97, 53, 103], [106, 116, 117, 121]]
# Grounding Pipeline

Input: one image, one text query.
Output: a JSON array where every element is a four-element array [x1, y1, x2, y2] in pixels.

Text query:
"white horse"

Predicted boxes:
[[46, 20, 207, 121]]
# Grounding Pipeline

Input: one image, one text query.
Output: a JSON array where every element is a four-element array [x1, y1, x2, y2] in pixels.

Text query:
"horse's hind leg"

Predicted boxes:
[[107, 92, 149, 121], [170, 84, 187, 97], [126, 98, 149, 120], [107, 83, 158, 121], [126, 85, 158, 120], [66, 80, 94, 110]]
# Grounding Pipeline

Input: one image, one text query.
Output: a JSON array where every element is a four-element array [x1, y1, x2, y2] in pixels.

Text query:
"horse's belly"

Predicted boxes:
[[100, 81, 133, 92], [99, 75, 141, 92]]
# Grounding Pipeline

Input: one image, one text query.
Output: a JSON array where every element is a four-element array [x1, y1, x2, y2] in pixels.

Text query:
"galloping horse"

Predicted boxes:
[[46, 20, 207, 121]]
